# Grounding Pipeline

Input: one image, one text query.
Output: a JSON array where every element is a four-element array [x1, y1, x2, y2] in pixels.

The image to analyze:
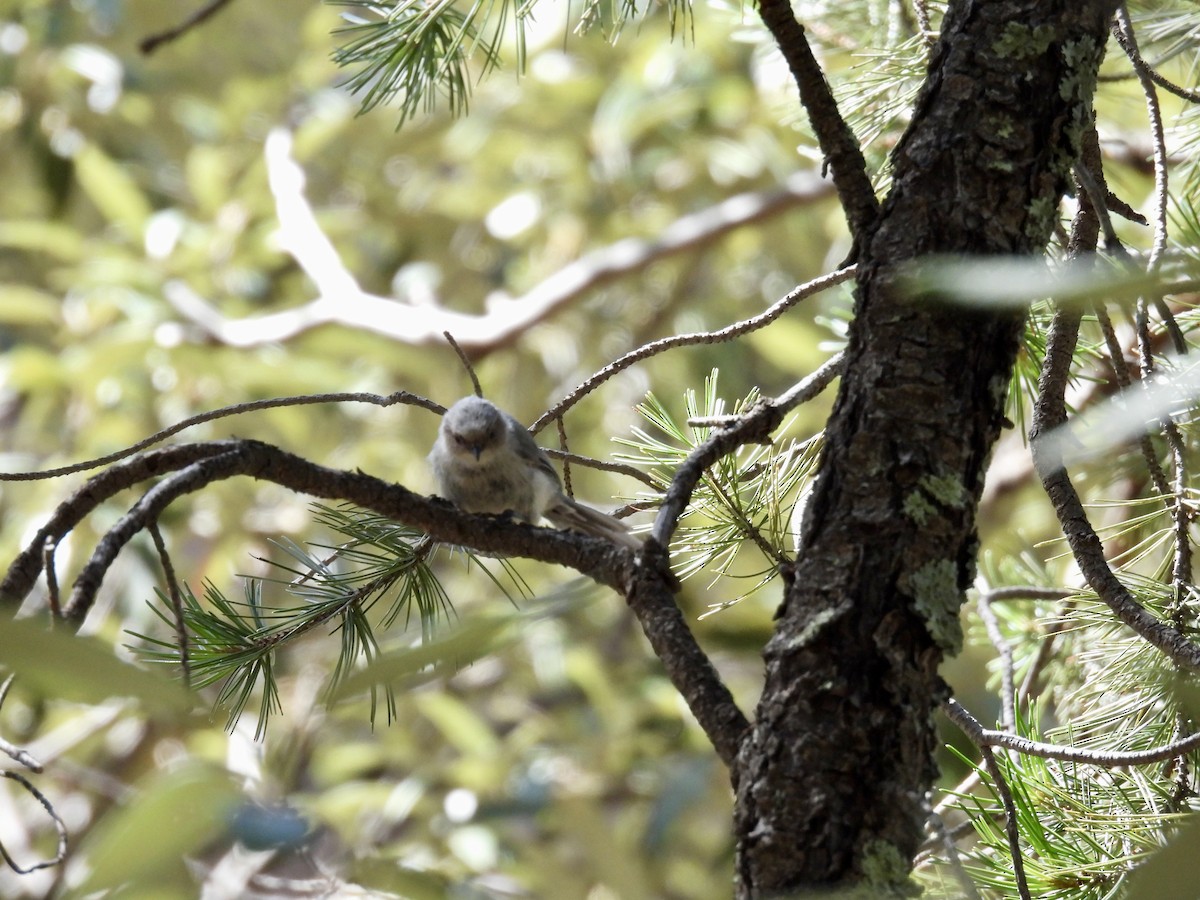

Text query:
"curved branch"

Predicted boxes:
[[1110, 9, 1200, 105], [1, 444, 234, 606], [139, 0, 237, 54], [531, 266, 855, 434], [0, 771, 68, 875], [0, 390, 440, 483], [1029, 308, 1200, 671]]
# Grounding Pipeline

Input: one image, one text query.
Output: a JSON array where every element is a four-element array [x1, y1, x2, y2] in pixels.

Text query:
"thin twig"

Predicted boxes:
[[978, 745, 1031, 900], [653, 354, 845, 548], [1016, 598, 1075, 712], [542, 448, 660, 490], [0, 676, 44, 773], [1110, 9, 1200, 105], [977, 592, 1016, 733], [0, 771, 68, 874], [42, 539, 60, 621], [1115, 7, 1169, 273], [443, 332, 482, 397], [910, 0, 938, 51], [531, 266, 854, 434], [1030, 307, 1200, 670], [139, 0, 238, 54], [976, 587, 1075, 714], [1092, 301, 1172, 496], [920, 807, 982, 900], [945, 697, 1200, 766], [0, 390, 442, 482], [555, 417, 573, 499], [1115, 5, 1194, 614], [148, 521, 191, 689]]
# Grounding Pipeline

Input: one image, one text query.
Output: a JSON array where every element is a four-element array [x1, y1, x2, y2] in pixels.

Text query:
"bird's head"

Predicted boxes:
[[441, 396, 506, 461]]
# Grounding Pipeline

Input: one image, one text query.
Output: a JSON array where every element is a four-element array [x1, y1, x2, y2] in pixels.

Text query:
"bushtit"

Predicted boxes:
[[429, 396, 640, 550]]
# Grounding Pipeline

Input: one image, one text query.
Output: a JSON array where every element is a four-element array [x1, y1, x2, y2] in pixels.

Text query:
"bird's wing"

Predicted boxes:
[[504, 413, 562, 487]]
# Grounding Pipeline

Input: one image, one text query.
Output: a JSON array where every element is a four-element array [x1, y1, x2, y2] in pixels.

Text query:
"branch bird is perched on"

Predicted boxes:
[[429, 396, 641, 550]]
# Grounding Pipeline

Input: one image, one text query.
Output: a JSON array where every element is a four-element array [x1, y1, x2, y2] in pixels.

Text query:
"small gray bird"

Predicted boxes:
[[429, 396, 640, 550]]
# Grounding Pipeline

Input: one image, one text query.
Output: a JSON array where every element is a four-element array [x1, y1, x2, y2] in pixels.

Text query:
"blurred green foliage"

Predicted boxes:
[[1, 0, 1198, 896]]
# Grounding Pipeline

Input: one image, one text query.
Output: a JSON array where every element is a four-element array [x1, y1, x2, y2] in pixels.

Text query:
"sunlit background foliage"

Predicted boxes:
[[1, 0, 1198, 896]]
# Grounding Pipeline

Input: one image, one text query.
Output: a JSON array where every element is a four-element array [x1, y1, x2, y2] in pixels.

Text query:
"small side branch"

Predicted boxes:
[[653, 354, 845, 547], [1029, 308, 1200, 671], [532, 267, 854, 434], [0, 772, 68, 875], [139, 0, 238, 54], [944, 698, 1200, 768], [0, 390, 441, 483], [754, 0, 880, 244]]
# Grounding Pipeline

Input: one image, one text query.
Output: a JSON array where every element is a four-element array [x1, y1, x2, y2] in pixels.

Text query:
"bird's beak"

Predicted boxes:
[[470, 445, 483, 460]]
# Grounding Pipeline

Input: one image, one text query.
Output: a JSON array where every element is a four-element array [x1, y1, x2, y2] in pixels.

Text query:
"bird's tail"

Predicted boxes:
[[545, 498, 642, 551]]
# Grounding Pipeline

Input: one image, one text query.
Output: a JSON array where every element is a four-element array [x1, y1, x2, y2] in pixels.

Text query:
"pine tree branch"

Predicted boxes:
[[652, 354, 845, 549], [0, 439, 750, 773], [1110, 7, 1200, 105]]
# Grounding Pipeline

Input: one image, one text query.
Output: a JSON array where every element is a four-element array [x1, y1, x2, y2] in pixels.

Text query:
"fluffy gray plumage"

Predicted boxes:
[[428, 396, 640, 550]]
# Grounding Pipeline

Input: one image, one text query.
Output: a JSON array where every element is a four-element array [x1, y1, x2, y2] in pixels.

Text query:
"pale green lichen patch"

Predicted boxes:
[[902, 491, 936, 525], [903, 559, 963, 653], [903, 473, 967, 524], [992, 22, 1056, 60], [861, 839, 920, 897], [778, 604, 844, 650], [918, 473, 967, 509]]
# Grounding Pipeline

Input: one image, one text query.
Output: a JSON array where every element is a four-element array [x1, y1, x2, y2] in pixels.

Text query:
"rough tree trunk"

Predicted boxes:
[[734, 1, 1118, 894]]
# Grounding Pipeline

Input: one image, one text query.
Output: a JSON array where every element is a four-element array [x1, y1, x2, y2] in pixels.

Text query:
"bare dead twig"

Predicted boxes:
[[980, 745, 1031, 900], [945, 697, 1200, 767], [977, 592, 1016, 733], [148, 521, 190, 689], [0, 677, 43, 774], [1110, 8, 1200, 106], [0, 772, 68, 875], [555, 417, 573, 499]]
